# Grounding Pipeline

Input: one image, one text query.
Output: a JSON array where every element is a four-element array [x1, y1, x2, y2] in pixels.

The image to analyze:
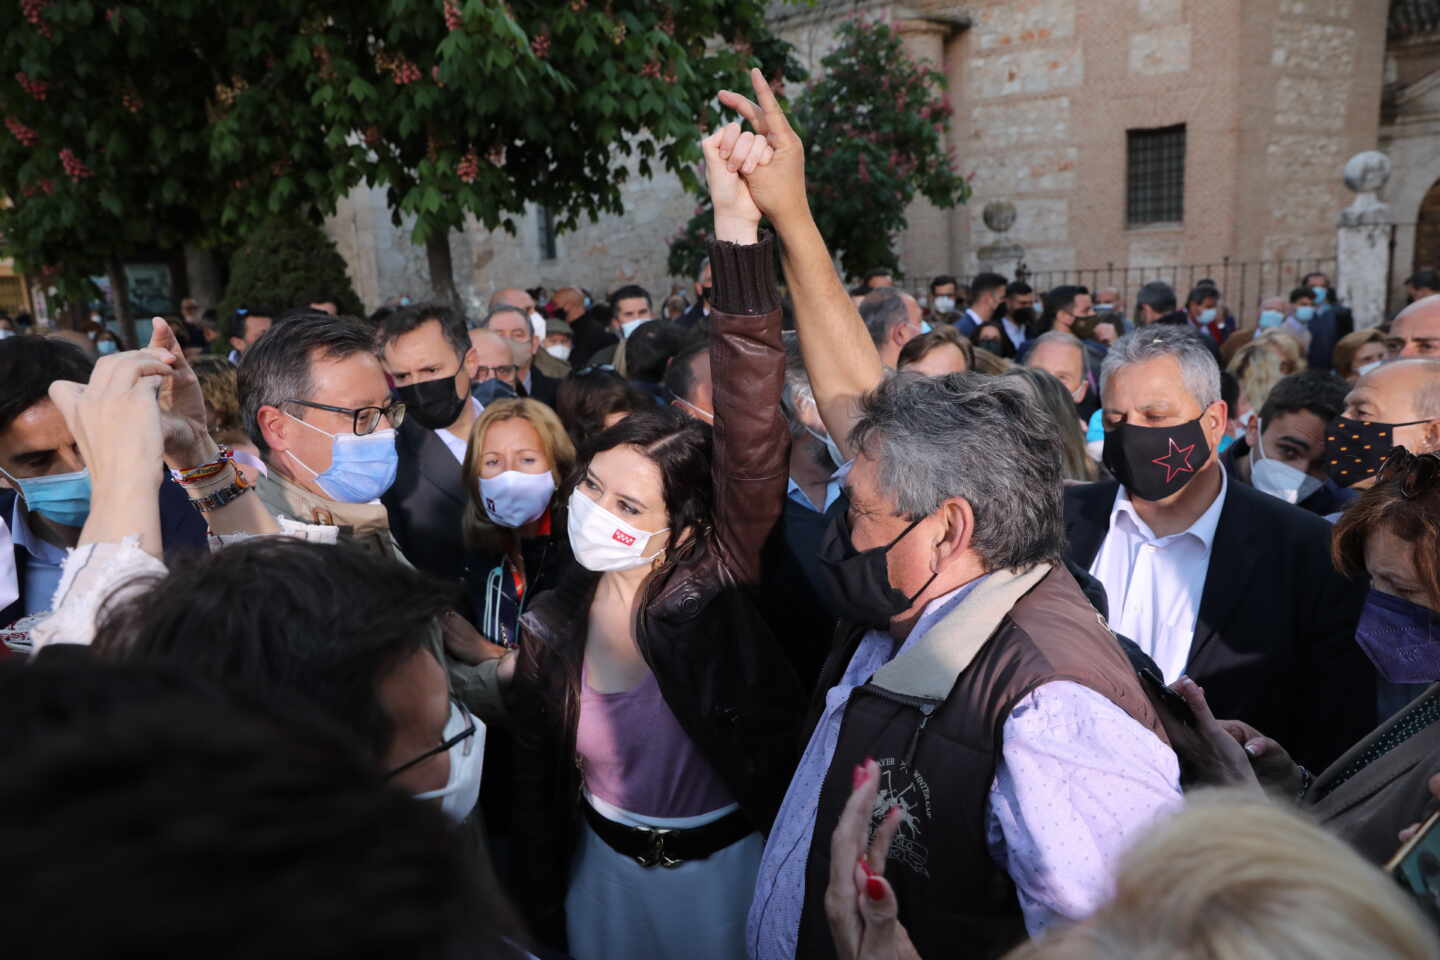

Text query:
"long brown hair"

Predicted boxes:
[[1332, 453, 1440, 611], [460, 398, 575, 554]]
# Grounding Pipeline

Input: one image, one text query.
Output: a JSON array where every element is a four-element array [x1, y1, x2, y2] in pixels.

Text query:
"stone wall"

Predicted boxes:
[[326, 0, 1388, 315]]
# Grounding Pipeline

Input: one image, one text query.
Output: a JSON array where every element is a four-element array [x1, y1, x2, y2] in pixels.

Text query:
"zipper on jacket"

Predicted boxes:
[[860, 684, 940, 769]]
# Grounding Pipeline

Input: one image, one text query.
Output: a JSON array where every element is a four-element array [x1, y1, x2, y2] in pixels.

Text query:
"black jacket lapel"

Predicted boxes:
[[1063, 481, 1118, 569], [1188, 484, 1260, 668]]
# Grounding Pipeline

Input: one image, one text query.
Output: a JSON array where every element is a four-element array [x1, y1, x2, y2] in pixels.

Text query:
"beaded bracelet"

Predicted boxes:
[[173, 445, 234, 485]]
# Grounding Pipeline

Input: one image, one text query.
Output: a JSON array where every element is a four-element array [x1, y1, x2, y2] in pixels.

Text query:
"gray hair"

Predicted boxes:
[[849, 372, 1064, 571], [859, 288, 909, 349], [779, 332, 815, 434], [237, 315, 376, 455], [1028, 330, 1089, 380], [696, 256, 711, 281], [1100, 324, 1221, 410]]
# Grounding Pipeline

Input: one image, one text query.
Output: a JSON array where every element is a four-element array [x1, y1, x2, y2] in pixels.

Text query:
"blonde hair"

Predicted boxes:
[[971, 348, 1015, 375], [1008, 790, 1439, 960], [1228, 329, 1304, 415], [1333, 328, 1386, 380], [461, 398, 576, 553]]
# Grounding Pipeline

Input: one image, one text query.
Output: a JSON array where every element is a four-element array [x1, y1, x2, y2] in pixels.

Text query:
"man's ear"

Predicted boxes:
[[933, 497, 975, 571], [462, 346, 480, 379], [1422, 418, 1440, 455], [256, 405, 289, 454], [1245, 411, 1261, 449]]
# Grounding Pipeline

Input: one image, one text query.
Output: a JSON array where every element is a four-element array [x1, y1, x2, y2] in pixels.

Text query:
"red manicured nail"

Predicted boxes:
[[866, 876, 886, 901]]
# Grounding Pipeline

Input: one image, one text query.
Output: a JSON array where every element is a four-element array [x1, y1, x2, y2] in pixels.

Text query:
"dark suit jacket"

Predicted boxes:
[[523, 367, 561, 408], [381, 416, 469, 585], [1, 477, 208, 626], [1064, 477, 1374, 771], [1306, 683, 1440, 866]]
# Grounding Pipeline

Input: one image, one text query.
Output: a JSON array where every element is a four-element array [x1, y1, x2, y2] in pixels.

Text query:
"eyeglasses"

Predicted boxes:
[[383, 696, 476, 780], [1379, 446, 1440, 499], [284, 399, 406, 436], [475, 364, 518, 380]]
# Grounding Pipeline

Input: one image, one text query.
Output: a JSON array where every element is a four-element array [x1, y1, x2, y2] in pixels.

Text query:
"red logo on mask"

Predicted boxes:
[[612, 529, 636, 546], [1151, 438, 1197, 483]]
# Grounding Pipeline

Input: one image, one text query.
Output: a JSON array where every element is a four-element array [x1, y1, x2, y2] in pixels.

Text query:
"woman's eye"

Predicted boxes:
[[619, 502, 637, 515]]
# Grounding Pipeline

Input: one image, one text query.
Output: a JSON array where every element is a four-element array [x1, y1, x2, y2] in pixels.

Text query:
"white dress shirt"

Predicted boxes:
[[435, 398, 483, 463], [1088, 470, 1228, 681], [1002, 315, 1028, 349], [747, 581, 1183, 957]]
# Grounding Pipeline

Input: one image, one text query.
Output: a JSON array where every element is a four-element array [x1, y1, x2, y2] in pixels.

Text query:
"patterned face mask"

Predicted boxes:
[[1325, 416, 1430, 488]]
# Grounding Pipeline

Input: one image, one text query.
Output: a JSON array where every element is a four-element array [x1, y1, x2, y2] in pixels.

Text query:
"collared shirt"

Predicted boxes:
[[746, 579, 1181, 956], [8, 498, 66, 616], [960, 308, 984, 336], [1088, 469, 1228, 681], [1002, 315, 1028, 349], [785, 469, 845, 515], [436, 398, 482, 464]]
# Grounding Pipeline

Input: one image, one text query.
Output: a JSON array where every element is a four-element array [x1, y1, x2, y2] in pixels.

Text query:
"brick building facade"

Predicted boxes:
[[327, 1, 1392, 317]]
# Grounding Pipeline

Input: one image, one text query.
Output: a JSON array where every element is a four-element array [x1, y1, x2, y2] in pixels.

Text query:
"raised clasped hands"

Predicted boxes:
[[715, 69, 810, 231]]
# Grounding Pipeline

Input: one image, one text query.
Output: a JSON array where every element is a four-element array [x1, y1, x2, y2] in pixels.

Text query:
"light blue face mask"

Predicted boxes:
[[284, 413, 398, 503], [1259, 309, 1285, 328], [1198, 307, 1217, 324], [97, 340, 119, 355], [1294, 305, 1316, 324], [1312, 286, 1328, 305], [620, 317, 650, 339], [919, 320, 933, 334], [1, 466, 93, 528]]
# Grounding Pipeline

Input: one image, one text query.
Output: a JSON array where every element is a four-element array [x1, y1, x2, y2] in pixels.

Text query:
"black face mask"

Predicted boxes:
[[1325, 415, 1431, 488], [700, 285, 712, 303], [394, 371, 466, 431], [1102, 418, 1211, 502], [976, 339, 1005, 355], [815, 505, 939, 631], [1009, 306, 1037, 332], [471, 377, 517, 406]]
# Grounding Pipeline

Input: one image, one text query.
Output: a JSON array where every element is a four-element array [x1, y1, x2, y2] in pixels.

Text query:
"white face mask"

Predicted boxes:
[[414, 702, 486, 824], [1356, 359, 1384, 378], [620, 317, 649, 339], [805, 424, 845, 470], [567, 488, 668, 572], [545, 343, 572, 363], [478, 470, 555, 528], [529, 311, 546, 341], [932, 295, 955, 314], [1250, 418, 1322, 505]]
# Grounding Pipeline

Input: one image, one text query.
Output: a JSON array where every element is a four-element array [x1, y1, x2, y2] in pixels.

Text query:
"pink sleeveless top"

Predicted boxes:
[[576, 663, 735, 819]]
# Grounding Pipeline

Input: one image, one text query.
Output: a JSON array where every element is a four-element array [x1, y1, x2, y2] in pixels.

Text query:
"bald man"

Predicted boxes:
[[1386, 295, 1440, 360], [550, 287, 588, 325], [1330, 358, 1440, 491], [490, 287, 570, 379]]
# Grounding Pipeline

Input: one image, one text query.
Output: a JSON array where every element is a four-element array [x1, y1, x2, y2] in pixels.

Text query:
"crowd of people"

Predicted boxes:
[[6, 70, 1440, 959]]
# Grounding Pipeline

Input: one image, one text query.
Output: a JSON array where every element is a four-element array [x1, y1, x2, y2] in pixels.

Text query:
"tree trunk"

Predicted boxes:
[[183, 243, 224, 310], [425, 231, 461, 312], [107, 255, 137, 347]]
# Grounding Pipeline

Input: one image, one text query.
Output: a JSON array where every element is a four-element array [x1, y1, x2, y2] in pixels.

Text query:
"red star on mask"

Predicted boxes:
[[1151, 437, 1197, 482]]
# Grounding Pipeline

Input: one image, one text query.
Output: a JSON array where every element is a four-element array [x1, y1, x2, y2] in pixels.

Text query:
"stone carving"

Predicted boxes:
[[982, 200, 1017, 234], [1343, 150, 1391, 194]]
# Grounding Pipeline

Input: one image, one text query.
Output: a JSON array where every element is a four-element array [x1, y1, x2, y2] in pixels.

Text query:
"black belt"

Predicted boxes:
[[583, 802, 753, 868]]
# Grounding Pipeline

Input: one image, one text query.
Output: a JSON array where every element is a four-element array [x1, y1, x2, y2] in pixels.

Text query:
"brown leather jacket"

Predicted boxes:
[[506, 235, 805, 941]]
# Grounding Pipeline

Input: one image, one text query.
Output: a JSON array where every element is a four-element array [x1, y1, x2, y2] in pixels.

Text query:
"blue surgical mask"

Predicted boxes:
[[471, 377, 517, 406], [1259, 309, 1285, 328], [1, 466, 92, 528], [1294, 305, 1316, 324], [1312, 286, 1328, 305], [919, 321, 933, 334], [284, 414, 398, 503], [620, 317, 649, 339], [97, 340, 118, 355], [1198, 308, 1217, 324]]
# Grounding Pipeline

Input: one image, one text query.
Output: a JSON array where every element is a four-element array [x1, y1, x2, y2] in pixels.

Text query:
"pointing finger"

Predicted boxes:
[[750, 68, 793, 136], [718, 89, 765, 134]]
